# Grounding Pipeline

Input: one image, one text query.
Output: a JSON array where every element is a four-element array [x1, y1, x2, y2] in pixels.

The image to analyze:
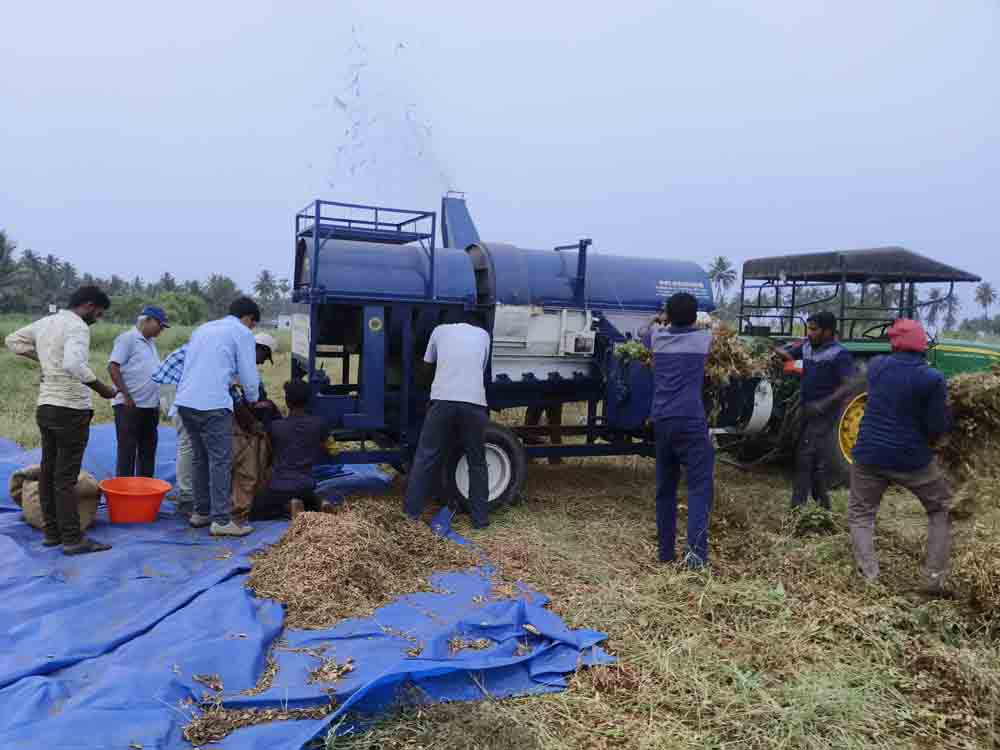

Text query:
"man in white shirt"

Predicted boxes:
[[108, 306, 168, 478], [5, 286, 118, 555], [403, 311, 492, 529]]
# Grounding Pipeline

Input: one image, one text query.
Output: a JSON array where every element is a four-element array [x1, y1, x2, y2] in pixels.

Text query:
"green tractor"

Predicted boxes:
[[729, 247, 999, 486]]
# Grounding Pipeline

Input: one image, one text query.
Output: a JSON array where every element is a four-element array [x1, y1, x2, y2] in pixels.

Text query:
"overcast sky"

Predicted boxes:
[[1, 1, 996, 311]]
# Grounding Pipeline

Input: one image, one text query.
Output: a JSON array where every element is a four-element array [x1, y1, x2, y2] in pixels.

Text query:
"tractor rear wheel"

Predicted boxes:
[[443, 422, 527, 516], [828, 383, 868, 488]]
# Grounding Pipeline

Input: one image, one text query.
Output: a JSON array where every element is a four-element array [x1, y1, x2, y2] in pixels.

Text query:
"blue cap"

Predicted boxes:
[[141, 306, 170, 327]]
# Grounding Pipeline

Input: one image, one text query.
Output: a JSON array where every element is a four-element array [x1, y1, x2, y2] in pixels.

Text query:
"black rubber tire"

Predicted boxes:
[[826, 379, 868, 489], [442, 422, 528, 516]]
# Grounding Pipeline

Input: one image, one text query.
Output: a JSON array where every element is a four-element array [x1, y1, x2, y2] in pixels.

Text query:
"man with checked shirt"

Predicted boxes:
[[151, 344, 195, 516]]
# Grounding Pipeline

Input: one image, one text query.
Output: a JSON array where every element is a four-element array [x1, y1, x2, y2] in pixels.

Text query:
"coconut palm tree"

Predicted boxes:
[[0, 231, 23, 310], [944, 293, 961, 332], [975, 282, 996, 323], [924, 288, 944, 330], [707, 256, 737, 306]]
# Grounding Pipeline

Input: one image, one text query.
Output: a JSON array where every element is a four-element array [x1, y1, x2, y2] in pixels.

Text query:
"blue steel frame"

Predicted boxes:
[[294, 198, 659, 470]]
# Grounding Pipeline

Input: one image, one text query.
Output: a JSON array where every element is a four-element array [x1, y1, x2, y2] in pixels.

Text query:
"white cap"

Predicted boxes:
[[254, 333, 278, 354]]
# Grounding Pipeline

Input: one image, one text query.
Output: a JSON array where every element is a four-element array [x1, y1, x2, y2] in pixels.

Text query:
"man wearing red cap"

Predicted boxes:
[[849, 318, 953, 594]]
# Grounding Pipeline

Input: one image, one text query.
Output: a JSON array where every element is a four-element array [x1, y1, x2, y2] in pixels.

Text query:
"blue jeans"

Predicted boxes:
[[178, 407, 234, 525], [655, 418, 715, 565]]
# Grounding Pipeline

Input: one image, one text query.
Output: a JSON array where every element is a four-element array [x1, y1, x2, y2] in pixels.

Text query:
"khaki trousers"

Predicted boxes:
[[848, 460, 952, 583]]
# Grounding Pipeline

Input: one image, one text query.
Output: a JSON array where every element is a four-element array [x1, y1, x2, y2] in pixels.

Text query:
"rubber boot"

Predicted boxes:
[[849, 525, 880, 581]]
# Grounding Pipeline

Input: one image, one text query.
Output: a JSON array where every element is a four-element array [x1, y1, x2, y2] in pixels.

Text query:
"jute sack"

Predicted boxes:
[[8, 465, 101, 531], [231, 419, 272, 522]]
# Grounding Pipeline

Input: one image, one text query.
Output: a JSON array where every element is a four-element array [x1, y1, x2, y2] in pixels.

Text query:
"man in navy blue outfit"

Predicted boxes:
[[641, 293, 714, 569], [776, 311, 855, 509], [849, 318, 952, 593]]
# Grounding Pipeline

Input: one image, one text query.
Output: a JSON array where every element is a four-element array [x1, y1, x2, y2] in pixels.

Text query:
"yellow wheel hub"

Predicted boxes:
[[838, 393, 867, 464]]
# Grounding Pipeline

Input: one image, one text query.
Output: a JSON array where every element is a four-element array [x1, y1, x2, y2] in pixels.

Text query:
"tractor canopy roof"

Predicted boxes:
[[742, 247, 981, 284]]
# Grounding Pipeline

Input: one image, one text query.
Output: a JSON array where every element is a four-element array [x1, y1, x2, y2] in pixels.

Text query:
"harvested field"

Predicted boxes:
[[247, 496, 481, 629], [322, 459, 1000, 750]]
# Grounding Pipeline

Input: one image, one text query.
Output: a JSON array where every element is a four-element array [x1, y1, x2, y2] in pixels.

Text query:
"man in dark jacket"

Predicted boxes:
[[776, 311, 855, 509], [849, 318, 952, 593], [641, 292, 714, 569]]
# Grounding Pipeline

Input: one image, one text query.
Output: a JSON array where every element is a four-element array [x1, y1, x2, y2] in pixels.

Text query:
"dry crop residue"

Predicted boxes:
[[246, 497, 482, 629]]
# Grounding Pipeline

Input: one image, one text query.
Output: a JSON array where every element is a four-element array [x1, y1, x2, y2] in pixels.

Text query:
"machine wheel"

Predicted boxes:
[[443, 423, 528, 515], [828, 383, 868, 488]]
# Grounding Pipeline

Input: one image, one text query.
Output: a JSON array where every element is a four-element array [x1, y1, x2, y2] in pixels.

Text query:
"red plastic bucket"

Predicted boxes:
[[99, 477, 172, 524]]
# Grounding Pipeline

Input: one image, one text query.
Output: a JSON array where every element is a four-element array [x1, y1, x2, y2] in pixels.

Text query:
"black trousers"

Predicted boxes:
[[37, 405, 92, 545], [792, 411, 835, 509], [250, 486, 322, 521], [114, 405, 159, 478], [404, 400, 489, 527]]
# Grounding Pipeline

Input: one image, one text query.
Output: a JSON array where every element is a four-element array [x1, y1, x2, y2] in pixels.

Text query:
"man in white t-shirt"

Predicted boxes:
[[403, 311, 492, 528]]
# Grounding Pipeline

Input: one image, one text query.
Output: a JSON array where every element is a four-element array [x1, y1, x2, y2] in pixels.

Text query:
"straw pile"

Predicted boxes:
[[704, 326, 775, 388], [939, 365, 1000, 517], [247, 497, 481, 629], [938, 365, 1000, 481], [937, 366, 1000, 611], [182, 702, 335, 747], [614, 323, 776, 388], [956, 541, 1000, 614]]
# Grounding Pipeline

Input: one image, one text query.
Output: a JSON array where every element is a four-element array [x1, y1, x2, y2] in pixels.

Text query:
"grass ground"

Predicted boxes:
[[327, 461, 1000, 750]]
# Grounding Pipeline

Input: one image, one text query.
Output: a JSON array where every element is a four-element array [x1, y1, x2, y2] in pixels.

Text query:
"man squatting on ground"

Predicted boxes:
[[108, 305, 169, 478], [249, 379, 336, 520], [641, 292, 714, 569], [174, 297, 261, 537], [5, 286, 118, 555], [775, 311, 855, 509], [849, 318, 953, 593], [403, 311, 492, 529]]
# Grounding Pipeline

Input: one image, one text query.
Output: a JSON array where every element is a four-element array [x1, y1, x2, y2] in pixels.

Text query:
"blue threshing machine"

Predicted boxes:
[[290, 195, 767, 515]]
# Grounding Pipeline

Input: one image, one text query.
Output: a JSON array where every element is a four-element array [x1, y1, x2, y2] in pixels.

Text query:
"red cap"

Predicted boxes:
[[888, 318, 928, 353]]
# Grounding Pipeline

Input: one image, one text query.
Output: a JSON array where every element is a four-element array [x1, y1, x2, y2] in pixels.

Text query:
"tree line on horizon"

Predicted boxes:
[[0, 229, 291, 326]]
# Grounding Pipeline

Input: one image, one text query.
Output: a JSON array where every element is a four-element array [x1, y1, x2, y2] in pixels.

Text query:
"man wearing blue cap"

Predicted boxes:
[[108, 306, 169, 477]]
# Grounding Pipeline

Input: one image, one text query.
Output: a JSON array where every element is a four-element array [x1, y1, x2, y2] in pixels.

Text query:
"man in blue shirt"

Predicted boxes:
[[849, 318, 952, 594], [108, 306, 168, 478], [776, 311, 855, 509], [175, 297, 261, 537], [641, 292, 714, 568]]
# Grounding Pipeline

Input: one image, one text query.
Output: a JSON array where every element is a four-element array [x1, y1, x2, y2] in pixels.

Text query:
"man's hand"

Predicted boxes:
[[86, 380, 117, 400], [124, 394, 136, 410]]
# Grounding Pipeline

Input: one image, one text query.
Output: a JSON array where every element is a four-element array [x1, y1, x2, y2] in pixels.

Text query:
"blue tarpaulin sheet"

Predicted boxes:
[[0, 424, 612, 749]]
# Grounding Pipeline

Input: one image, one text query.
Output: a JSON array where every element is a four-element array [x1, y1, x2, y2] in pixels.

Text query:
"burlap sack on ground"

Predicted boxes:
[[8, 465, 101, 531]]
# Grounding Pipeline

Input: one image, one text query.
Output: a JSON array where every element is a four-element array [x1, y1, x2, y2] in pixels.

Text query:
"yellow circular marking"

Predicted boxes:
[[838, 392, 867, 464], [368, 317, 383, 333]]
